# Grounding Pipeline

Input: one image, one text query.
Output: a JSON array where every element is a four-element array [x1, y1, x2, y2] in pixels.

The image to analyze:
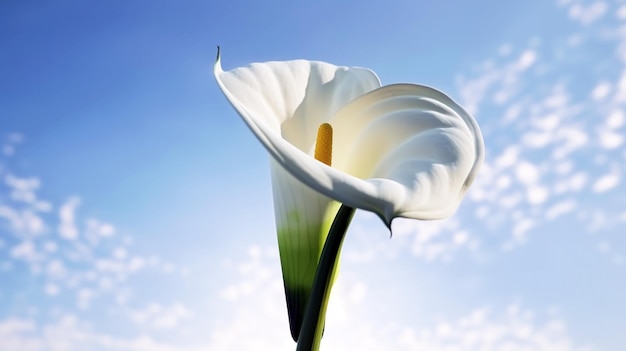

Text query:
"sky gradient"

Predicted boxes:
[[1, 0, 625, 350]]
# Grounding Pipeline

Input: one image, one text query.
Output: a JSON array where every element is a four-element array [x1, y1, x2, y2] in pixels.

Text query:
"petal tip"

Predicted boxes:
[[377, 211, 394, 231], [214, 45, 223, 75]]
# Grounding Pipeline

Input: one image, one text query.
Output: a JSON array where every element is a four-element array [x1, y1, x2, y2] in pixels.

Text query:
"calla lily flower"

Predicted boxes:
[[214, 49, 484, 341]]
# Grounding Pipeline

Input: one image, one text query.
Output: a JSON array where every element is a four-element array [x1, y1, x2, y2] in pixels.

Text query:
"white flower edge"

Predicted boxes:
[[214, 51, 484, 226]]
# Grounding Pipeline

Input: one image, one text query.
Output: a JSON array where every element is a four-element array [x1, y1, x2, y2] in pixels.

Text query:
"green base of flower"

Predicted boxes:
[[283, 286, 310, 341], [277, 203, 340, 342], [296, 205, 355, 351]]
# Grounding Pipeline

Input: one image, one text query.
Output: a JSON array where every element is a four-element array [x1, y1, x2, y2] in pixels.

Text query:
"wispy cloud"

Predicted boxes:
[[58, 197, 80, 240], [183, 245, 593, 351], [0, 133, 190, 349], [396, 304, 593, 351], [128, 302, 192, 329], [3, 1, 626, 349], [365, 0, 626, 263]]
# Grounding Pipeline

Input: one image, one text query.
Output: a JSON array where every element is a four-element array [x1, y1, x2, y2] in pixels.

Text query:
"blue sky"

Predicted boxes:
[[1, 0, 625, 350]]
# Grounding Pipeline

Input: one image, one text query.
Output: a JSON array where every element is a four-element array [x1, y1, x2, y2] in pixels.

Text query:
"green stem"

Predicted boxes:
[[296, 205, 356, 351]]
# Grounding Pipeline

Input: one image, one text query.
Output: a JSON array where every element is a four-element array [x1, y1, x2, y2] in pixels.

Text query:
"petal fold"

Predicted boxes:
[[328, 83, 484, 222], [214, 51, 381, 152], [215, 52, 484, 225]]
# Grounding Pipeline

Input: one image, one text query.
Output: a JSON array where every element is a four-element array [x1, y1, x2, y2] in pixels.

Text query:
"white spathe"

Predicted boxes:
[[214, 50, 484, 342], [214, 51, 484, 226]]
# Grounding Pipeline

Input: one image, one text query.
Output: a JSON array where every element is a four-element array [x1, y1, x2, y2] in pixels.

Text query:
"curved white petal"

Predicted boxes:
[[214, 51, 381, 152], [328, 83, 484, 222], [215, 54, 483, 225], [214, 51, 379, 340]]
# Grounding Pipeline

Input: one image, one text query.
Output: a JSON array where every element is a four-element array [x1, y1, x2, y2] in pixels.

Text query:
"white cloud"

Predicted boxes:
[[129, 302, 192, 329], [44, 283, 60, 296], [0, 152, 186, 329], [500, 192, 523, 208], [58, 197, 81, 240], [0, 231, 599, 351], [95, 258, 125, 273], [546, 200, 577, 220], [558, 0, 573, 7], [128, 257, 145, 272], [0, 318, 38, 351], [552, 127, 588, 160], [4, 174, 51, 212], [0, 206, 46, 236], [503, 103, 523, 123], [598, 130, 624, 149], [0, 314, 200, 351], [43, 241, 57, 253], [617, 4, 626, 20], [512, 218, 535, 242], [568, 1, 608, 25], [532, 113, 561, 131], [0, 134, 201, 351], [113, 247, 127, 260], [77, 288, 94, 309], [591, 81, 612, 100], [515, 161, 540, 185], [495, 146, 521, 170], [10, 241, 41, 264], [517, 50, 538, 70], [451, 2, 626, 263], [568, 172, 588, 192], [606, 109, 624, 129], [86, 219, 115, 238], [211, 247, 595, 350], [6, 2, 626, 350], [390, 217, 475, 262], [522, 131, 552, 148], [46, 259, 67, 279], [592, 171, 620, 193], [456, 50, 538, 114], [5, 174, 39, 192], [398, 304, 593, 351], [192, 247, 595, 351], [7, 133, 23, 144], [554, 161, 573, 175], [496, 175, 512, 190], [527, 185, 549, 205], [449, 0, 626, 256]]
